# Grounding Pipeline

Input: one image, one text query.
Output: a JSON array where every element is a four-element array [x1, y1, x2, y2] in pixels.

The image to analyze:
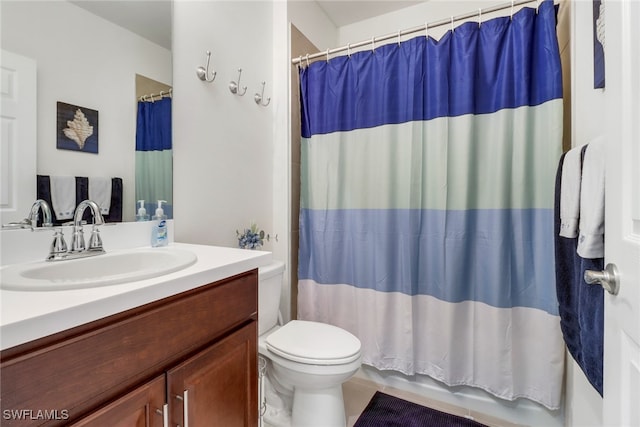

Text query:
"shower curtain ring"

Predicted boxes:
[[371, 36, 375, 53], [326, 48, 330, 63], [305, 54, 310, 67], [511, 0, 515, 19], [451, 16, 454, 33], [425, 22, 429, 39], [478, 8, 482, 27], [347, 44, 351, 58], [397, 30, 401, 46]]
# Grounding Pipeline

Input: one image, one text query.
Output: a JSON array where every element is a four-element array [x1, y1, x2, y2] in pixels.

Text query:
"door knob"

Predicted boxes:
[[584, 263, 620, 295]]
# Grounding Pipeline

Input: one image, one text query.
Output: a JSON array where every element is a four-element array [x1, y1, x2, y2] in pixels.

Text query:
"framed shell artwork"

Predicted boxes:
[[56, 102, 99, 153]]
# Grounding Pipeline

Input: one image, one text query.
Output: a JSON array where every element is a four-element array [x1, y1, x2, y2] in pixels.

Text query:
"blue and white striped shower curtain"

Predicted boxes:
[[136, 97, 173, 218], [297, 1, 564, 409]]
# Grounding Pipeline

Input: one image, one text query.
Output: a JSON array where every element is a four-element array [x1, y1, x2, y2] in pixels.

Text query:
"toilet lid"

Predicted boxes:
[[266, 320, 361, 365]]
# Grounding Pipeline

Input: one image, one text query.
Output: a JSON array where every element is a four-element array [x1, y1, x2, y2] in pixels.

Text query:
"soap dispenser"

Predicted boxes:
[[151, 200, 168, 247], [136, 200, 149, 221]]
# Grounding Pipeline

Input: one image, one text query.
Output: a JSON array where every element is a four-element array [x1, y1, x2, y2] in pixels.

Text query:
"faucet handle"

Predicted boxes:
[[71, 226, 86, 252], [88, 225, 103, 250], [2, 218, 32, 229], [49, 228, 68, 255]]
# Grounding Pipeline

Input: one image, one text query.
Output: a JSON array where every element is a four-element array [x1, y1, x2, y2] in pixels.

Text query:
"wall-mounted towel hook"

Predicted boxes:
[[229, 68, 247, 96], [196, 50, 217, 82], [254, 82, 271, 107]]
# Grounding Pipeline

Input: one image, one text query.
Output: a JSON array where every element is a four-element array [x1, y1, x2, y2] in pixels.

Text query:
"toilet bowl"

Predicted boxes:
[[258, 262, 362, 427]]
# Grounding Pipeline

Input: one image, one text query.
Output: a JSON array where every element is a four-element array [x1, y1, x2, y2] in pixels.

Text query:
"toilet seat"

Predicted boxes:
[[266, 320, 361, 365]]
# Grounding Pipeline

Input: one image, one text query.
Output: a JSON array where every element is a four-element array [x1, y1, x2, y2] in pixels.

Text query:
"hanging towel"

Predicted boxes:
[[49, 176, 76, 220], [89, 177, 112, 215], [577, 137, 606, 259], [559, 146, 583, 238], [554, 147, 604, 396]]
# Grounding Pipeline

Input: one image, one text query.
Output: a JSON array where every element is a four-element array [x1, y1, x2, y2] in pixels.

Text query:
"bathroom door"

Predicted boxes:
[[602, 1, 640, 425], [0, 50, 37, 225]]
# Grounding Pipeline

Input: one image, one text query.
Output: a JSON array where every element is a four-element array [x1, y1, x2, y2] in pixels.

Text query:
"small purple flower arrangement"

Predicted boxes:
[[236, 223, 275, 250]]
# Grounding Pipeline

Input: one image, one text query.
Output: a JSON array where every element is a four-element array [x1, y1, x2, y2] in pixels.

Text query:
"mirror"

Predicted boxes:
[[0, 0, 172, 223]]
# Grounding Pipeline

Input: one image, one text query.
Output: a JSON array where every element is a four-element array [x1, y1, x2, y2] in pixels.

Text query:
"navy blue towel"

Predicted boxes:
[[37, 175, 123, 225], [554, 149, 604, 396]]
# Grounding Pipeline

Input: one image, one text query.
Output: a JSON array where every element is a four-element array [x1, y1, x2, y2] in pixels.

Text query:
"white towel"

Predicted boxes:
[[50, 176, 76, 220], [559, 146, 583, 238], [577, 138, 606, 259], [89, 177, 112, 215]]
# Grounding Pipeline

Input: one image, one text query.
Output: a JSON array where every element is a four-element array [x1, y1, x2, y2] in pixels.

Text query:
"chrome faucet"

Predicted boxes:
[[29, 199, 54, 229], [2, 199, 54, 229], [71, 200, 105, 252], [47, 200, 106, 261]]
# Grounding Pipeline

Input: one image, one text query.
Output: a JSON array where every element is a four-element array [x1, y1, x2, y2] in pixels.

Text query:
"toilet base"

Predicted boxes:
[[261, 372, 347, 427], [291, 385, 346, 427]]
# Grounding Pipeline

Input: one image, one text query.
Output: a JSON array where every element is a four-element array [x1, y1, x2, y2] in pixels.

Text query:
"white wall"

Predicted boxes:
[[564, 0, 606, 426], [1, 1, 171, 222], [172, 1, 276, 250], [288, 0, 338, 53]]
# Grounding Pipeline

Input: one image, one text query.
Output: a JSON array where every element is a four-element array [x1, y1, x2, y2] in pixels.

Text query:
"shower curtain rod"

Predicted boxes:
[[139, 88, 172, 102], [292, 0, 541, 66]]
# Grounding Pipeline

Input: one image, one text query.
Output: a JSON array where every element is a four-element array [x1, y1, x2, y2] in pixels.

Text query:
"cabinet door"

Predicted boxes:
[[167, 322, 257, 427], [69, 375, 166, 427]]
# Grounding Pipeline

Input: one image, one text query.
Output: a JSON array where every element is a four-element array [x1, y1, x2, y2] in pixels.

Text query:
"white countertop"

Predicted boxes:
[[0, 242, 271, 350]]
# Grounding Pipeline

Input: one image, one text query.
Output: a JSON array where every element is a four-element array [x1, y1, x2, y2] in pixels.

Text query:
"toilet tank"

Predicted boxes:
[[258, 261, 285, 335]]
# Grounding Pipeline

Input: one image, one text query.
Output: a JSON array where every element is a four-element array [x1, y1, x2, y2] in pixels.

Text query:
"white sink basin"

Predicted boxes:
[[0, 247, 198, 291]]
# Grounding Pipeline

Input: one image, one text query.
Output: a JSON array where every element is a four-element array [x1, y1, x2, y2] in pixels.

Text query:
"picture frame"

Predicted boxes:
[[56, 102, 99, 153], [593, 0, 605, 89]]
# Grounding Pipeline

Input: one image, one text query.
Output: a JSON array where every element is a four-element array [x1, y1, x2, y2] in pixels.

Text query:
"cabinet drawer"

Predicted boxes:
[[0, 270, 257, 426]]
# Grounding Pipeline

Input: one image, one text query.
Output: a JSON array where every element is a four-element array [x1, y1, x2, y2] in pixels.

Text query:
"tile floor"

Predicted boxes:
[[342, 377, 523, 427]]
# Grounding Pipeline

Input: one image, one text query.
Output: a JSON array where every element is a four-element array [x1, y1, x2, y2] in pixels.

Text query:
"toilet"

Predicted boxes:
[[258, 261, 362, 427]]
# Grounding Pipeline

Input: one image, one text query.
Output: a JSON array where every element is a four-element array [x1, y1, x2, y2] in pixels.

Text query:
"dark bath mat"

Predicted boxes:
[[354, 391, 488, 427]]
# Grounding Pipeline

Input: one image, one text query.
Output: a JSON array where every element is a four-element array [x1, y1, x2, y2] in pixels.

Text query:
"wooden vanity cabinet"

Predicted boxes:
[[0, 270, 258, 427]]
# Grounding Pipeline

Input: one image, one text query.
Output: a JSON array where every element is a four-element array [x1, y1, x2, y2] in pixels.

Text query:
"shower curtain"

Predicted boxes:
[[136, 97, 173, 217], [297, 1, 564, 409]]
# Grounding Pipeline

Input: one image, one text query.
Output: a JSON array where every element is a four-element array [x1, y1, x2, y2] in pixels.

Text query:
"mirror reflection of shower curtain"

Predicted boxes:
[[136, 97, 173, 218]]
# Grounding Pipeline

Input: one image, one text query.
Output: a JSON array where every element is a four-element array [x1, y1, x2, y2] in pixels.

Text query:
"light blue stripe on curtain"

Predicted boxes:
[[299, 208, 558, 314], [136, 97, 173, 217], [297, 0, 564, 409]]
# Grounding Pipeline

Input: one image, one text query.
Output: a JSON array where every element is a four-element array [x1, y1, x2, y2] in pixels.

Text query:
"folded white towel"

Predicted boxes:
[[89, 177, 112, 215], [50, 176, 76, 220], [577, 138, 606, 259], [559, 146, 583, 238]]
